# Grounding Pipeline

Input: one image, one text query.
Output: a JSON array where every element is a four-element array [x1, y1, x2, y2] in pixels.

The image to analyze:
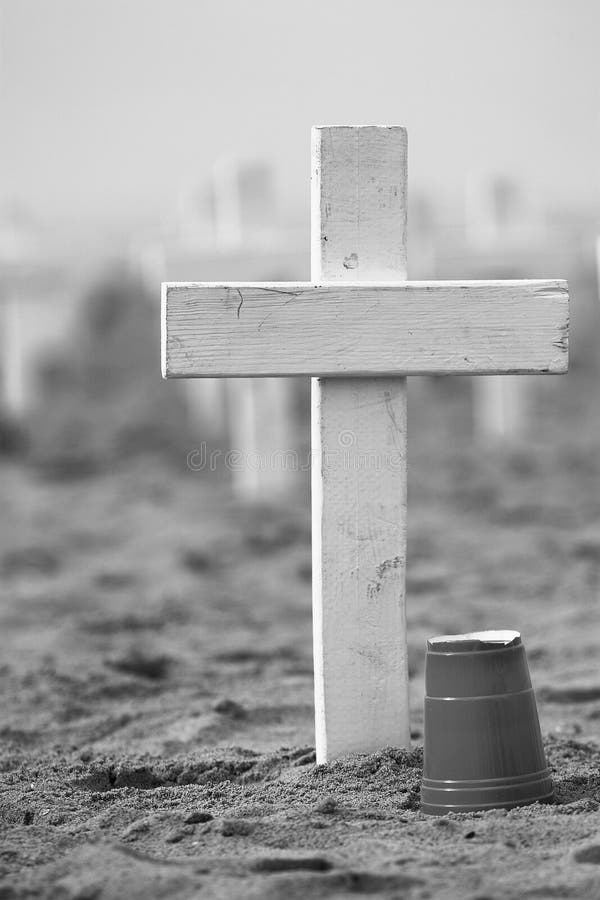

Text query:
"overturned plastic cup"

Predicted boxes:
[[421, 630, 553, 815]]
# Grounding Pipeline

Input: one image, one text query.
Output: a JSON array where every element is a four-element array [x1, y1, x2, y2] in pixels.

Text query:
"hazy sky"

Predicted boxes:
[[1, 0, 599, 233]]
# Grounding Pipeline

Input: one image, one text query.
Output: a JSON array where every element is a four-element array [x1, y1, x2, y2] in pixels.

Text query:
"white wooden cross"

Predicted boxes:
[[162, 126, 569, 763]]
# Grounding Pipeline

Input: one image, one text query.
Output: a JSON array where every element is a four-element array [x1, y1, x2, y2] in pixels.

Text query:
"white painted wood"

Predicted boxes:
[[160, 125, 570, 763], [311, 125, 410, 761], [163, 279, 569, 378]]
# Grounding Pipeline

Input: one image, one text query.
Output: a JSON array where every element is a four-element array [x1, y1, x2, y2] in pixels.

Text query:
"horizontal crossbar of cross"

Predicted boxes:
[[162, 279, 568, 378]]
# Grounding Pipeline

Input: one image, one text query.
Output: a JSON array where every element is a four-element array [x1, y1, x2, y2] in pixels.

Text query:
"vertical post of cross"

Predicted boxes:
[[311, 126, 410, 762]]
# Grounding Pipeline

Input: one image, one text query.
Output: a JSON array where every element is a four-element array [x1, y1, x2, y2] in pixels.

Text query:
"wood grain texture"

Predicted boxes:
[[311, 125, 410, 762], [162, 279, 569, 378]]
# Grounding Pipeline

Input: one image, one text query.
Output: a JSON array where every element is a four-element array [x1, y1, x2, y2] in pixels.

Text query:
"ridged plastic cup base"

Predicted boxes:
[[421, 769, 554, 815], [421, 630, 553, 816]]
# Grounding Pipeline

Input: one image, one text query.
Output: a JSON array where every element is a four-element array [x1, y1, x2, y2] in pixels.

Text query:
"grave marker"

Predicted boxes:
[[162, 126, 569, 762], [211, 157, 298, 501], [465, 173, 528, 441], [0, 222, 69, 422], [142, 158, 304, 499]]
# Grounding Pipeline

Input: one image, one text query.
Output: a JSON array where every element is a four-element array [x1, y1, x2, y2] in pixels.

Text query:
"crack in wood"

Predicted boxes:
[[236, 289, 244, 319]]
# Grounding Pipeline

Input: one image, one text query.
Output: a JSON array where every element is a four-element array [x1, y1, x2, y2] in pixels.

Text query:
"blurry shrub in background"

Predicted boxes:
[[27, 266, 189, 477]]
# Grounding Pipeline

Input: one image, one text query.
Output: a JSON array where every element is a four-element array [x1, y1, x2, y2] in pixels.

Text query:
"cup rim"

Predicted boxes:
[[427, 629, 521, 654]]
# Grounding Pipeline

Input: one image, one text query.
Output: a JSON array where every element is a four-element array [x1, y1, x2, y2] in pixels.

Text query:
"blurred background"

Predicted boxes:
[[1, 0, 599, 477], [3, 5, 600, 893], [1, 0, 600, 753]]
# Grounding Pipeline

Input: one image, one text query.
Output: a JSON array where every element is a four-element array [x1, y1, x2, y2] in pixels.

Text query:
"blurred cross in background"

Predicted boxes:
[[135, 157, 307, 501], [0, 210, 74, 427]]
